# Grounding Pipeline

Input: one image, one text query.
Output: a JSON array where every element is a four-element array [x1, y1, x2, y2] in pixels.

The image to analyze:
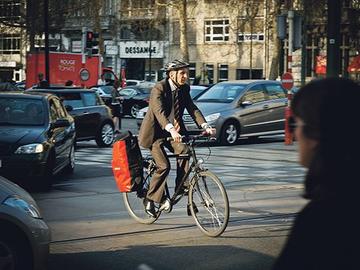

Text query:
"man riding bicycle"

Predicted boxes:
[[138, 59, 215, 217]]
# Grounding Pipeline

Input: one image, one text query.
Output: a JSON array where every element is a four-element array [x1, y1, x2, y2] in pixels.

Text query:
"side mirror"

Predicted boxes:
[[51, 119, 70, 128], [65, 105, 73, 112]]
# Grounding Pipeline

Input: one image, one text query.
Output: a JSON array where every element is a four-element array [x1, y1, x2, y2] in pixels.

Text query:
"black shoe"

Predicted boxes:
[[187, 202, 198, 216], [144, 199, 156, 218]]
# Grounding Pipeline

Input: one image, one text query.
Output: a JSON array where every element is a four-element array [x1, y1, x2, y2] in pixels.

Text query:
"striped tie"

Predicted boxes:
[[173, 89, 180, 132]]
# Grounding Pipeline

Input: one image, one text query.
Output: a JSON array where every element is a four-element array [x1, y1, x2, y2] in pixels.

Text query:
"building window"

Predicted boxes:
[[0, 34, 20, 54], [218, 64, 228, 82], [238, 33, 264, 42], [206, 64, 214, 84], [0, 0, 21, 21], [205, 19, 229, 42], [236, 69, 263, 79]]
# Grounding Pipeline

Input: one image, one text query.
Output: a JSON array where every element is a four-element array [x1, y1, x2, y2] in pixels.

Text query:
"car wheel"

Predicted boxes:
[[95, 122, 114, 147], [130, 104, 142, 118], [220, 121, 239, 145], [0, 226, 33, 270], [64, 144, 75, 174]]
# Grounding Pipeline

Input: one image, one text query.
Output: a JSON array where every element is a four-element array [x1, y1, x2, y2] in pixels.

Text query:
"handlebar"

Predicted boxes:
[[166, 132, 216, 144]]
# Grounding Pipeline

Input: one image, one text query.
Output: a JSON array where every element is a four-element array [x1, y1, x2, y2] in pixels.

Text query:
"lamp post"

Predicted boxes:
[[44, 0, 50, 85]]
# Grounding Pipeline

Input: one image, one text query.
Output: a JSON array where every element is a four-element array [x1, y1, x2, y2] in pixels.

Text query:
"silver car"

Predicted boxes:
[[185, 80, 288, 145], [0, 176, 50, 270]]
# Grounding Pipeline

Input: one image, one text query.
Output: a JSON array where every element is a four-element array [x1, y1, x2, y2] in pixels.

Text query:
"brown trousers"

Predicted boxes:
[[146, 139, 190, 203]]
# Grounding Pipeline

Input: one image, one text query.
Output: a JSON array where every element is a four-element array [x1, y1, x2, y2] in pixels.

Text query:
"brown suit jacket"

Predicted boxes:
[[138, 79, 206, 148]]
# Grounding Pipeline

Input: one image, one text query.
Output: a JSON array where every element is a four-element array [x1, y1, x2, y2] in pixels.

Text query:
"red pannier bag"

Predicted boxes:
[[111, 131, 143, 192]]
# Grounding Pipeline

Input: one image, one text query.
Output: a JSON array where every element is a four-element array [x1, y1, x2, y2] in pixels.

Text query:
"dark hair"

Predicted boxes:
[[291, 77, 360, 200]]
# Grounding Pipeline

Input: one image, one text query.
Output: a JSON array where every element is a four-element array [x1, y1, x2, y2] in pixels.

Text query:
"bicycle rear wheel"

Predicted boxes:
[[189, 170, 229, 237], [123, 171, 159, 224]]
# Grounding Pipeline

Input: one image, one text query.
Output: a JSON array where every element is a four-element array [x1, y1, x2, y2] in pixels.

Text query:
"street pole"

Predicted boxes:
[[148, 39, 152, 81], [326, 0, 341, 77], [44, 0, 50, 86], [284, 9, 294, 145]]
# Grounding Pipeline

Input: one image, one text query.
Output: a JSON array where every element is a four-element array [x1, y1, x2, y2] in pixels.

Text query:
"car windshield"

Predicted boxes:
[[196, 83, 245, 103], [190, 86, 207, 99], [0, 97, 45, 126]]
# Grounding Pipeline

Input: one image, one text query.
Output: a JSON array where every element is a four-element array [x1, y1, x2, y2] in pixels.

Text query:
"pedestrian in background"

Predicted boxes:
[[111, 80, 122, 134], [272, 77, 360, 270]]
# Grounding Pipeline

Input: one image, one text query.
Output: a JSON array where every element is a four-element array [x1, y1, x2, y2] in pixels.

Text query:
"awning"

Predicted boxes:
[[348, 55, 360, 73]]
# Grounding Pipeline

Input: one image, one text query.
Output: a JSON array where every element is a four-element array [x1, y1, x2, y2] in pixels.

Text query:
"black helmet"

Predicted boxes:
[[164, 59, 189, 73]]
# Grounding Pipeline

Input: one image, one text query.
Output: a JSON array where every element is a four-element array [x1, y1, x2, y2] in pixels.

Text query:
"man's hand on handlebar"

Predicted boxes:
[[170, 128, 182, 142]]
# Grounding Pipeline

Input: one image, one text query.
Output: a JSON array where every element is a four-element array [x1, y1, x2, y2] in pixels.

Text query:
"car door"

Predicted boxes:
[[60, 92, 97, 139], [263, 83, 288, 132], [48, 97, 73, 170], [236, 84, 271, 135], [80, 92, 103, 138]]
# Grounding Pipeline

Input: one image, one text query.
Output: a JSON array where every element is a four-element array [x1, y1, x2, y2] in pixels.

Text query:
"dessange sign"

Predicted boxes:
[[119, 41, 164, 58]]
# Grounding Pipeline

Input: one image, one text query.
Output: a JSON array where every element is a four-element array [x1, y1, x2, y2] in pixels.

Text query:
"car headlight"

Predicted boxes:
[[15, 143, 44, 154], [205, 113, 220, 122], [3, 196, 42, 219]]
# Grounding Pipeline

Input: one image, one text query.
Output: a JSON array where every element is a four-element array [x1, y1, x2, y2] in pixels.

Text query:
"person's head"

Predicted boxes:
[[38, 73, 44, 81], [65, 80, 73, 86], [291, 77, 360, 199], [165, 59, 189, 87], [25, 102, 42, 119]]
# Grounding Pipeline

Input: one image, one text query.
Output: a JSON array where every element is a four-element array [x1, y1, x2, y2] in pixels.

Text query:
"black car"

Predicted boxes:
[[185, 80, 288, 145], [0, 91, 76, 189], [119, 86, 150, 118], [31, 88, 115, 147]]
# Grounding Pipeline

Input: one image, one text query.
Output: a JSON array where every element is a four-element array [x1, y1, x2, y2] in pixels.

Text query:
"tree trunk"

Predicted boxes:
[[178, 0, 189, 61], [268, 0, 282, 80]]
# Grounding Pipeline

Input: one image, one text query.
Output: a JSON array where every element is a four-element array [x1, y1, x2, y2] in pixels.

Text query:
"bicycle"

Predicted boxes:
[[123, 134, 230, 237]]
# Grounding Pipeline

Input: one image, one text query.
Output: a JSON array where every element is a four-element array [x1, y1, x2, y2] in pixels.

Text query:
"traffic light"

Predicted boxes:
[[85, 31, 99, 55], [86, 31, 94, 49]]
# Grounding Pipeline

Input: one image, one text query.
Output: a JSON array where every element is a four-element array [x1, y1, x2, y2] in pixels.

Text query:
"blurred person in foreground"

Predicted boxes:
[[272, 77, 360, 270]]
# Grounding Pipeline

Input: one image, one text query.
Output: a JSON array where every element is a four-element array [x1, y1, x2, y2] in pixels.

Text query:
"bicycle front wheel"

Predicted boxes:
[[122, 172, 159, 224], [189, 170, 229, 237]]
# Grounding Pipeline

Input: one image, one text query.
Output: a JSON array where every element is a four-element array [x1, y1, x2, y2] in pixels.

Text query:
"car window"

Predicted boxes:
[[242, 86, 267, 104], [99, 86, 113, 95], [120, 88, 137, 96], [196, 84, 244, 103], [82, 92, 97, 106], [52, 98, 67, 118], [0, 97, 44, 125], [265, 84, 286, 99], [59, 93, 84, 108], [49, 100, 60, 122]]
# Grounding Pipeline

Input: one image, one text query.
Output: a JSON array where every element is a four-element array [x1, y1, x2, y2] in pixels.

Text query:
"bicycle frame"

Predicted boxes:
[[146, 136, 205, 207]]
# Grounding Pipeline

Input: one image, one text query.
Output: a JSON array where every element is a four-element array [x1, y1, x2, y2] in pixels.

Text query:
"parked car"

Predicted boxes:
[[185, 80, 288, 145], [119, 86, 151, 118], [0, 91, 76, 189], [30, 88, 115, 147], [0, 175, 50, 270], [0, 82, 21, 91], [189, 85, 209, 100], [91, 84, 113, 105], [135, 85, 209, 128]]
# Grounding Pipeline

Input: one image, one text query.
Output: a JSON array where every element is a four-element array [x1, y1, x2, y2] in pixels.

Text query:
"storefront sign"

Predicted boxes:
[[119, 41, 163, 58], [0, 61, 16, 67]]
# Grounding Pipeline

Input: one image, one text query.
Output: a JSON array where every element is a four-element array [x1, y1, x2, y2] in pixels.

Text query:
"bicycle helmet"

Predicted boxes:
[[164, 59, 190, 74]]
